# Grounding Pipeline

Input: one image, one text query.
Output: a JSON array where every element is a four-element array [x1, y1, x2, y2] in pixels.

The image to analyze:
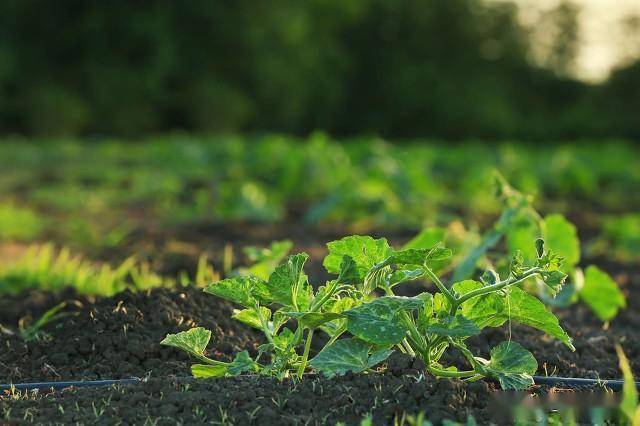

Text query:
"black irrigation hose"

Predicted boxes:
[[1, 375, 639, 393], [531, 376, 637, 392]]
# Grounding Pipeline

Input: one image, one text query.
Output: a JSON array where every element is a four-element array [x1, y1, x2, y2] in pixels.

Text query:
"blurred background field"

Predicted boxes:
[[0, 0, 639, 139], [0, 0, 638, 295]]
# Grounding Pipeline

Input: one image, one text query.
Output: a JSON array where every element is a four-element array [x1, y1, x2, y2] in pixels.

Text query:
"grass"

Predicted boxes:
[[0, 244, 218, 296]]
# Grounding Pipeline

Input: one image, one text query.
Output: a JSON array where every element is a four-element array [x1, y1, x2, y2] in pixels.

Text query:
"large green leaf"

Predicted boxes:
[[376, 246, 452, 268], [543, 214, 580, 271], [161, 327, 211, 360], [454, 281, 574, 350], [425, 314, 481, 338], [344, 296, 423, 345], [485, 341, 537, 390], [260, 253, 312, 309], [282, 311, 344, 329], [232, 307, 271, 330], [581, 266, 625, 321], [310, 338, 393, 377], [323, 236, 391, 279], [204, 276, 265, 307]]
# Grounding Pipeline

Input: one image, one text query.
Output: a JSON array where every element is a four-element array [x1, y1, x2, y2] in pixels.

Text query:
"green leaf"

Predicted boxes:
[[161, 327, 211, 360], [539, 270, 568, 294], [324, 236, 391, 279], [282, 311, 344, 329], [379, 246, 452, 268], [320, 297, 357, 334], [191, 364, 227, 378], [261, 253, 312, 309], [506, 219, 540, 263], [363, 266, 392, 294], [485, 341, 537, 390], [204, 276, 265, 307], [454, 281, 574, 350], [389, 268, 424, 287], [453, 281, 504, 327], [272, 328, 296, 353], [403, 227, 446, 250], [580, 266, 625, 321], [480, 269, 500, 285], [364, 245, 451, 292], [543, 214, 580, 271], [227, 351, 259, 375], [425, 315, 481, 338], [240, 240, 293, 280], [509, 251, 525, 278], [337, 255, 360, 285], [344, 296, 423, 345], [616, 345, 639, 424], [232, 307, 271, 330], [310, 338, 393, 377], [417, 293, 436, 331]]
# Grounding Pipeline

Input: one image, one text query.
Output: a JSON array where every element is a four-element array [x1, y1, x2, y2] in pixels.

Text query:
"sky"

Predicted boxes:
[[502, 0, 640, 81]]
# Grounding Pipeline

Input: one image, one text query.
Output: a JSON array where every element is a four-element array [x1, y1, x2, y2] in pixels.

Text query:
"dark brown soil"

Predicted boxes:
[[0, 359, 593, 425], [0, 287, 261, 382], [1, 354, 627, 425]]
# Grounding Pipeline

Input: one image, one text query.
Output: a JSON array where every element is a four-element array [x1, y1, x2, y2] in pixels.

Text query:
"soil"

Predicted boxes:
[[0, 356, 622, 425], [1, 220, 638, 424], [0, 287, 262, 382]]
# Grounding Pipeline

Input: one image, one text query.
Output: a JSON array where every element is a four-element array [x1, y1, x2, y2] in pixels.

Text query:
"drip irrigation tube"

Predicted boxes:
[[1, 375, 638, 393], [531, 376, 637, 392]]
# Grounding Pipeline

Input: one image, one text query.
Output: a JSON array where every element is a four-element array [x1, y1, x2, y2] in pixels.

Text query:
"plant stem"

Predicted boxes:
[[194, 354, 229, 367], [297, 328, 314, 378], [423, 266, 455, 305], [309, 281, 340, 312], [255, 305, 275, 345], [454, 267, 541, 307], [428, 366, 477, 378], [401, 339, 416, 357], [448, 339, 485, 373], [399, 311, 427, 353]]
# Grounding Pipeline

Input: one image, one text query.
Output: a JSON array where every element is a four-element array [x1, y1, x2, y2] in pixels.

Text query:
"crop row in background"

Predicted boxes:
[[0, 135, 638, 260]]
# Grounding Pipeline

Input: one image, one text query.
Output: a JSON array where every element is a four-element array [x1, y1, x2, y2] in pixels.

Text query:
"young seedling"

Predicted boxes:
[[163, 235, 574, 390], [617, 345, 640, 426], [18, 302, 71, 342], [426, 172, 625, 322]]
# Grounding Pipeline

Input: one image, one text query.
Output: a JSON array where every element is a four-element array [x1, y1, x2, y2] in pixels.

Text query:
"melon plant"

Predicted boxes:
[[162, 235, 574, 390]]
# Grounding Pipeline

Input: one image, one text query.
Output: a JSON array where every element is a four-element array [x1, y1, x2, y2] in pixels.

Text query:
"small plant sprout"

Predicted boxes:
[[617, 345, 640, 426], [17, 302, 72, 342], [162, 234, 575, 389]]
